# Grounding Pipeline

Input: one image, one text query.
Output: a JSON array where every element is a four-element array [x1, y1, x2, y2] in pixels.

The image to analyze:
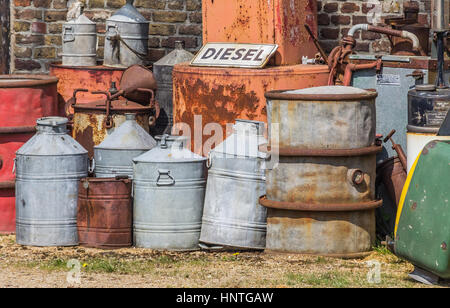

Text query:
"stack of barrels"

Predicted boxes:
[[261, 86, 382, 257]]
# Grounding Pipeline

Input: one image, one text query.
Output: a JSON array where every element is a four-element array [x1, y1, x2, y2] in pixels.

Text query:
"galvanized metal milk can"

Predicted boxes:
[[200, 119, 268, 250], [94, 113, 156, 178], [262, 86, 381, 257], [133, 135, 207, 250], [153, 41, 194, 135], [15, 117, 88, 246], [104, 0, 149, 68], [61, 14, 97, 66]]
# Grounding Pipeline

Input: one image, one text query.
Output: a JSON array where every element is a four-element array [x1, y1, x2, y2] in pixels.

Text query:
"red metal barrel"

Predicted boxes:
[[77, 177, 133, 249], [0, 75, 59, 233]]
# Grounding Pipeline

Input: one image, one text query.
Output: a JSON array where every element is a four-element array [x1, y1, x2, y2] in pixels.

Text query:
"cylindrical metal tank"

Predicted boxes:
[[200, 119, 268, 250], [173, 64, 329, 155], [153, 41, 194, 135], [61, 14, 97, 67], [431, 0, 450, 32], [133, 135, 207, 250], [0, 75, 59, 234], [202, 0, 318, 66], [77, 176, 133, 249], [73, 97, 153, 157], [261, 86, 381, 257], [15, 117, 88, 246], [49, 63, 125, 117], [406, 132, 450, 172], [94, 113, 156, 178], [104, 0, 149, 68]]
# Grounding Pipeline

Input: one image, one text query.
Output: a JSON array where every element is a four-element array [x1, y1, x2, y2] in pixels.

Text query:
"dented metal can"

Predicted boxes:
[[200, 120, 268, 250], [77, 176, 133, 249], [15, 117, 88, 246]]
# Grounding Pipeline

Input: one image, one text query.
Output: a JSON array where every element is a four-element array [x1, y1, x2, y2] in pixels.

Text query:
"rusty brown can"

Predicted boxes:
[[77, 176, 132, 249]]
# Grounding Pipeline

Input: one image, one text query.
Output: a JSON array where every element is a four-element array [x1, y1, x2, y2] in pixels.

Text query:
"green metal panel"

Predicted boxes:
[[395, 140, 450, 278]]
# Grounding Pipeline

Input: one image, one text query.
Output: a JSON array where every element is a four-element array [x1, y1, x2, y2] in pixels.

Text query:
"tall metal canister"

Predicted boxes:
[[104, 0, 149, 68], [133, 135, 207, 250], [77, 176, 133, 249], [200, 119, 268, 250], [262, 86, 382, 257], [15, 117, 88, 246], [153, 41, 194, 135], [61, 14, 97, 67], [94, 113, 156, 178]]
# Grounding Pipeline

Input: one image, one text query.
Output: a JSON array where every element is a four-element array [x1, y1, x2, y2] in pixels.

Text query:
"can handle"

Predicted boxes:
[[12, 158, 16, 175], [63, 25, 75, 43], [106, 24, 119, 39], [156, 169, 175, 186], [89, 158, 95, 174], [206, 152, 212, 169]]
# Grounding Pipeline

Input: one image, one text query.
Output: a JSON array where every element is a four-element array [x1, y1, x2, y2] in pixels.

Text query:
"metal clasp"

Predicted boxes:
[[63, 25, 75, 43], [156, 169, 175, 186]]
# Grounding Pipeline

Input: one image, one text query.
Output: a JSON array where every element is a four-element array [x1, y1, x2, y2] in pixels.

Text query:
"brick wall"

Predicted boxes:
[[10, 0, 431, 74], [11, 0, 202, 73], [317, 0, 430, 54]]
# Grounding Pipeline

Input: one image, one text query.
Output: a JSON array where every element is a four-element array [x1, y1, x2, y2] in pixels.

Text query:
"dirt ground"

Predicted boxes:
[[0, 234, 448, 288]]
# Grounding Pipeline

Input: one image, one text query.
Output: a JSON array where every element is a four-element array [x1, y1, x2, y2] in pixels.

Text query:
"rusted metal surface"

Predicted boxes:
[[0, 0, 10, 74], [377, 156, 407, 206], [265, 208, 376, 256], [119, 65, 157, 105], [77, 176, 133, 249], [73, 98, 153, 157], [0, 75, 59, 234], [173, 63, 329, 154], [49, 63, 125, 117], [203, 0, 318, 65], [263, 145, 382, 157], [260, 196, 382, 211]]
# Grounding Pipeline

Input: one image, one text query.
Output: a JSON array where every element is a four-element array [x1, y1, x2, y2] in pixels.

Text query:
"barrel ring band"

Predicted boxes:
[[260, 144, 382, 157]]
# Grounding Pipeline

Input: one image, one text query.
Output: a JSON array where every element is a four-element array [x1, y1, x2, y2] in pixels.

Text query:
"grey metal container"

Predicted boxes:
[[15, 117, 88, 246], [133, 135, 207, 250], [152, 41, 194, 135], [200, 119, 267, 250], [104, 0, 149, 68], [94, 113, 156, 178], [262, 86, 380, 257], [61, 14, 97, 66]]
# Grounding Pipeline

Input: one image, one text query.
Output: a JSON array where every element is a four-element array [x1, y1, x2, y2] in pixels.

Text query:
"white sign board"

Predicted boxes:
[[190, 43, 278, 69]]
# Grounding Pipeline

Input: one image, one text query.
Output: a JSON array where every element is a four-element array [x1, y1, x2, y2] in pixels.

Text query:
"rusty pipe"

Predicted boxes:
[[348, 24, 420, 51], [342, 58, 383, 86], [384, 129, 408, 172]]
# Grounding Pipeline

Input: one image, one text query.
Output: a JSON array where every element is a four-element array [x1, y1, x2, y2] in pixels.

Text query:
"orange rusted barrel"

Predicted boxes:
[[77, 176, 133, 249], [173, 63, 329, 155], [49, 63, 125, 116], [0, 75, 59, 234], [202, 0, 318, 66]]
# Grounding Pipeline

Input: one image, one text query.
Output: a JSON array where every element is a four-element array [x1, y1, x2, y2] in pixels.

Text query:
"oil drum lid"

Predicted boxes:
[[73, 98, 152, 113], [0, 74, 58, 88], [133, 135, 206, 163], [36, 116, 68, 127], [265, 86, 378, 101], [108, 0, 148, 23], [415, 84, 436, 91]]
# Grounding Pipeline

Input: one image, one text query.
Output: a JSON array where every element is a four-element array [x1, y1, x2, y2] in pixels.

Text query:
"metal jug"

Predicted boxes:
[[62, 13, 97, 66]]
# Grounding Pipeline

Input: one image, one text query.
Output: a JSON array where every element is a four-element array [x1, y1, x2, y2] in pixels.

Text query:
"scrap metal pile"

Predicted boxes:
[[0, 0, 449, 286]]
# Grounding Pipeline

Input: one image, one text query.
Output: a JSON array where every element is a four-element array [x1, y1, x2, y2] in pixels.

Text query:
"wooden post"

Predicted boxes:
[[0, 0, 10, 74]]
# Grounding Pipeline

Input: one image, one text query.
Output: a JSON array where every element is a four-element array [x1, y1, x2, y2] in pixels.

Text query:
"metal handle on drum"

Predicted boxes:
[[106, 24, 119, 39], [88, 158, 95, 174], [12, 158, 16, 175], [156, 169, 175, 186], [63, 25, 75, 43], [206, 152, 212, 169]]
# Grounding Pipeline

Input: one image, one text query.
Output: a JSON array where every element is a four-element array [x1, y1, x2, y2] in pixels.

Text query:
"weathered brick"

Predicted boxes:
[[14, 46, 32, 58], [15, 9, 43, 20], [320, 28, 339, 40], [44, 10, 68, 22], [317, 1, 322, 12], [361, 31, 381, 40], [331, 15, 350, 25], [15, 34, 45, 44], [168, 0, 183, 10], [106, 0, 125, 9], [89, 0, 104, 9], [34, 0, 52, 7], [148, 37, 160, 48], [352, 15, 368, 25], [53, 0, 68, 9], [318, 13, 330, 26], [48, 23, 63, 34], [14, 21, 31, 32], [418, 13, 429, 26], [31, 21, 47, 34], [341, 3, 359, 14], [97, 35, 105, 47], [14, 0, 31, 6], [179, 24, 202, 35], [15, 59, 41, 70], [362, 3, 376, 14], [355, 42, 370, 52], [148, 48, 166, 62], [161, 37, 197, 49], [34, 47, 56, 58], [153, 11, 187, 23], [189, 11, 202, 23], [323, 3, 338, 13], [97, 47, 104, 58], [149, 24, 176, 36], [372, 40, 391, 53], [186, 0, 200, 11], [134, 0, 165, 9], [45, 35, 62, 45]]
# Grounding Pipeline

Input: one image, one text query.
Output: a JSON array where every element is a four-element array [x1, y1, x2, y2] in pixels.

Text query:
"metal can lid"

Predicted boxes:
[[37, 117, 68, 127], [265, 86, 377, 101], [415, 84, 437, 91]]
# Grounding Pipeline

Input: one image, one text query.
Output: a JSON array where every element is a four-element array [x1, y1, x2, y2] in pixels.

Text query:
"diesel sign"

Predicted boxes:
[[191, 43, 278, 68]]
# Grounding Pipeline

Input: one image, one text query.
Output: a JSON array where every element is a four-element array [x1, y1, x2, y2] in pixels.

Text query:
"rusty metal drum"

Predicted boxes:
[[173, 64, 329, 155], [61, 14, 97, 67], [93, 113, 156, 178], [200, 120, 268, 250], [73, 97, 153, 157], [133, 135, 207, 250], [261, 86, 381, 257], [15, 117, 88, 246], [77, 176, 133, 249], [0, 75, 59, 234]]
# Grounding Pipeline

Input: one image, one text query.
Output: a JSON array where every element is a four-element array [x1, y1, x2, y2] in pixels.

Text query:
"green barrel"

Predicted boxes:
[[395, 140, 450, 279]]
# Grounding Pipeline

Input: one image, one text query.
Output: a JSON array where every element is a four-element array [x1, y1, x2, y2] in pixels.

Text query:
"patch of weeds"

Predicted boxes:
[[155, 255, 178, 264], [286, 271, 359, 288]]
